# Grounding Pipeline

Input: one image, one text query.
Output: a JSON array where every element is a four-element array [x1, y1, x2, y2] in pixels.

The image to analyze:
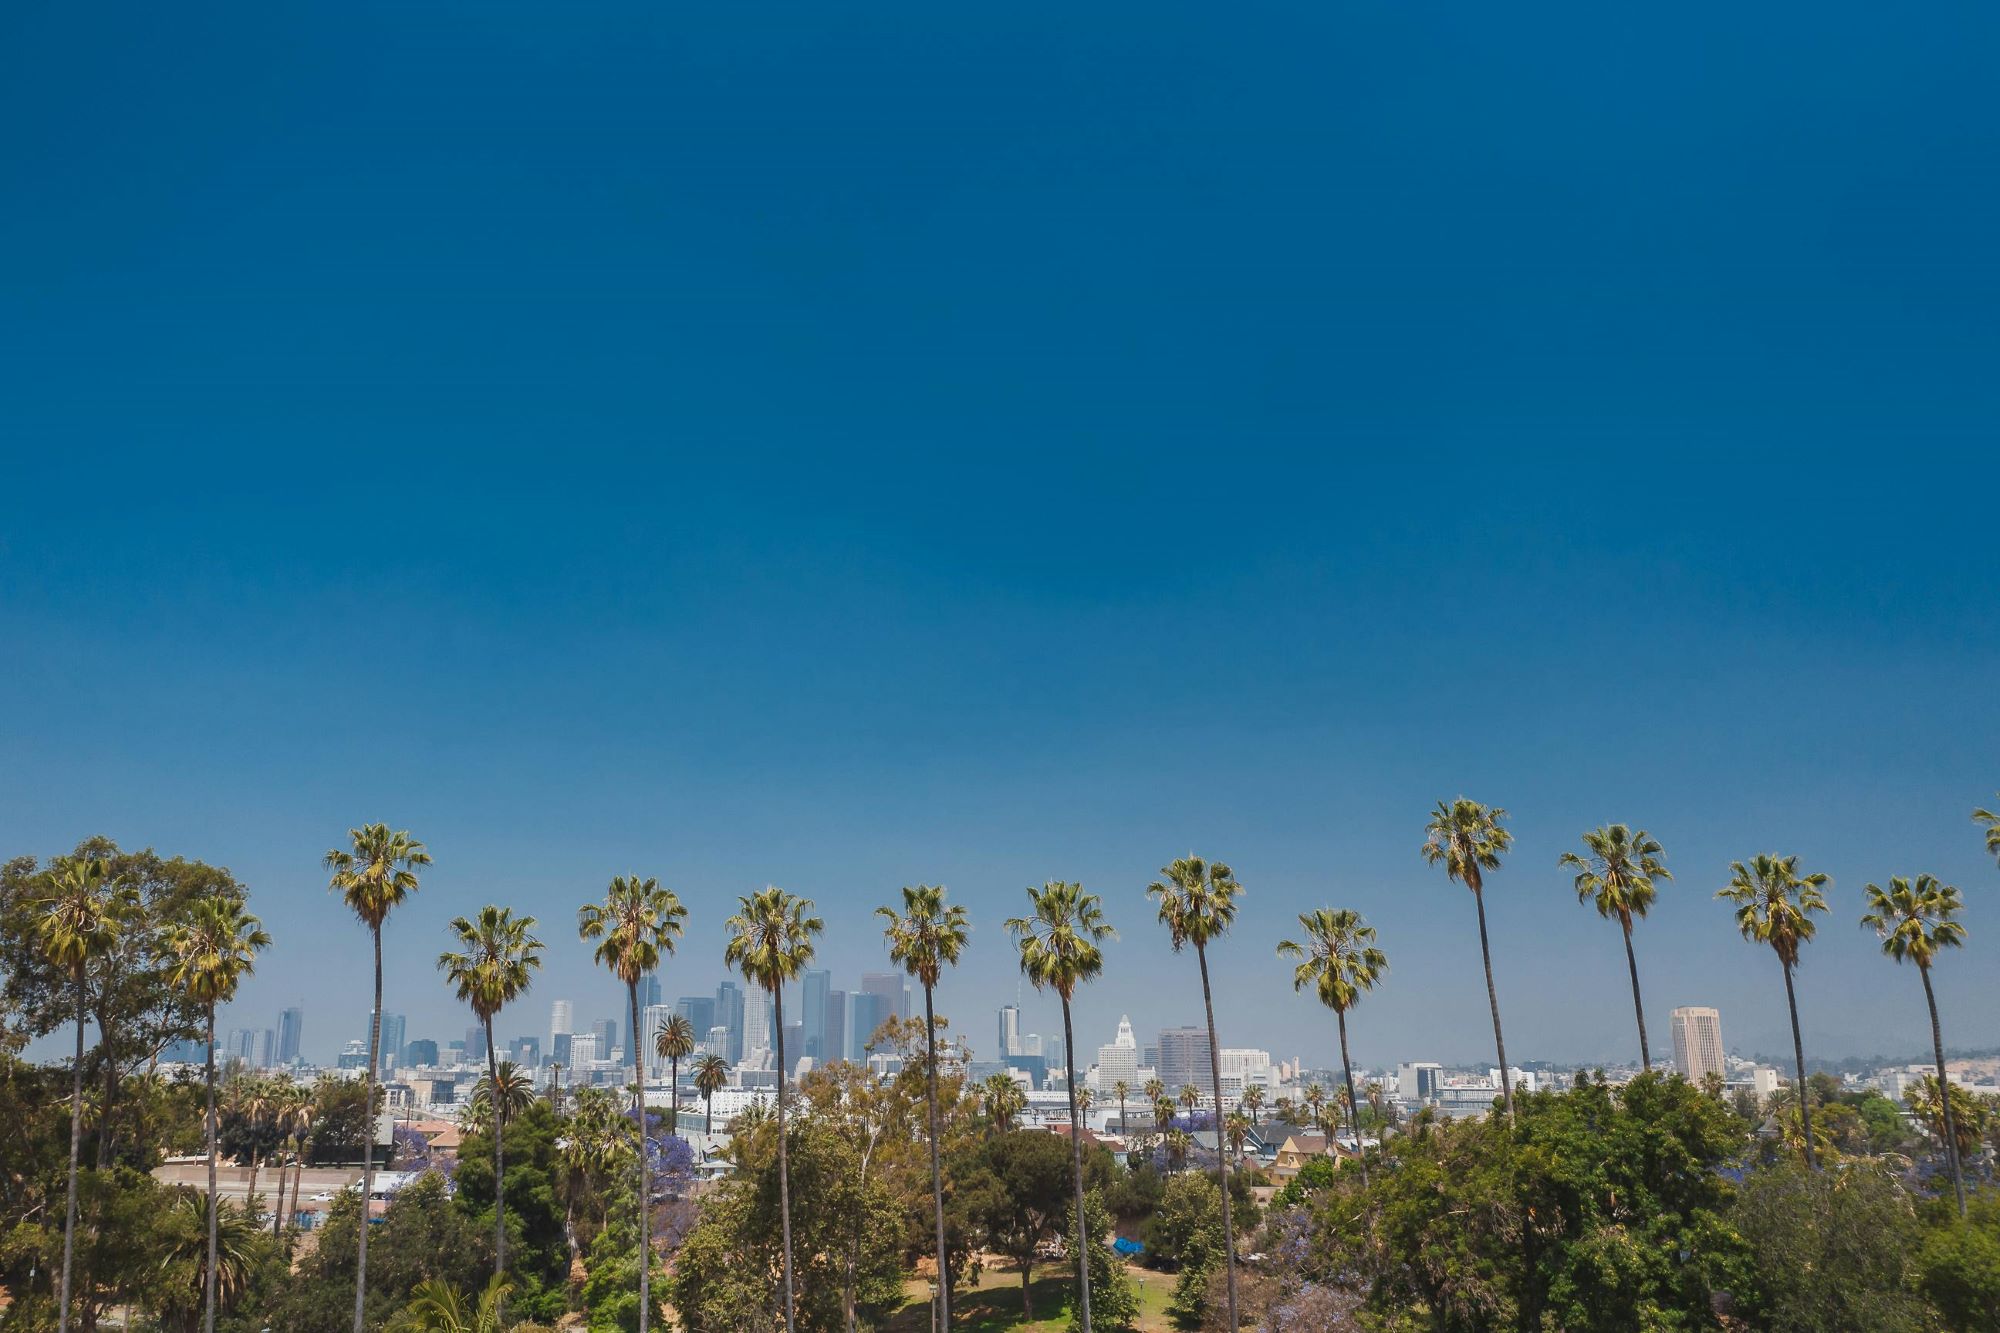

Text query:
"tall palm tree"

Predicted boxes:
[[440, 906, 543, 1289], [162, 898, 269, 1333], [1862, 874, 1969, 1215], [1112, 1080, 1131, 1136], [1144, 1076, 1165, 1107], [325, 823, 431, 1333], [280, 1092, 317, 1242], [270, 1083, 306, 1238], [653, 1014, 696, 1135], [1240, 1084, 1264, 1131], [877, 884, 970, 1329], [1559, 825, 1671, 1070], [35, 855, 136, 1333], [1422, 798, 1518, 1124], [160, 1192, 263, 1331], [1148, 854, 1245, 1332], [1006, 880, 1114, 1333], [1277, 908, 1387, 1186], [692, 1053, 729, 1152], [579, 875, 686, 1333], [1302, 1083, 1326, 1137], [1223, 1112, 1251, 1168], [983, 1073, 1026, 1131], [1152, 1095, 1177, 1139], [723, 886, 821, 1331], [387, 1275, 515, 1333], [1975, 796, 2000, 866], [1718, 853, 1830, 1168], [467, 1063, 537, 1140]]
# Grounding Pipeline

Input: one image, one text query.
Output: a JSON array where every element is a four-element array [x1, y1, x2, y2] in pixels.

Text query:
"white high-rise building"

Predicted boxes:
[[1095, 1015, 1139, 1089], [549, 999, 573, 1052], [999, 1005, 1023, 1058], [741, 986, 771, 1063], [1671, 1007, 1725, 1085]]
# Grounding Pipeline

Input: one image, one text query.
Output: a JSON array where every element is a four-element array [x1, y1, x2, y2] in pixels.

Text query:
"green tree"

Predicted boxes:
[[1862, 873, 1970, 1216], [1558, 824, 1670, 1071], [1732, 1161, 1934, 1332], [692, 1054, 729, 1150], [161, 896, 269, 1333], [34, 854, 137, 1333], [982, 1072, 1026, 1132], [975, 1128, 1075, 1321], [155, 1191, 272, 1333], [325, 822, 432, 1333], [1422, 798, 1518, 1124], [722, 886, 821, 1332], [876, 882, 970, 1329], [387, 1275, 517, 1333], [1007, 880, 1115, 1333], [1717, 853, 1829, 1169], [1069, 1189, 1138, 1332], [1915, 1193, 2000, 1333], [1148, 854, 1244, 1333], [271, 1172, 489, 1333], [651, 1014, 695, 1135], [1277, 908, 1386, 1188], [578, 875, 686, 1333], [440, 905, 544, 1286]]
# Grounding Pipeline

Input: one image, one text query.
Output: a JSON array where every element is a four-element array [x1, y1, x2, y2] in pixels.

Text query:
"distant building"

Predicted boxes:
[[802, 970, 832, 1063], [1671, 1007, 1725, 1085], [676, 996, 717, 1043], [548, 999, 573, 1056], [509, 1036, 540, 1068], [277, 1007, 304, 1065], [404, 1038, 439, 1066], [1397, 1062, 1444, 1103], [1155, 1026, 1210, 1095], [1096, 1015, 1140, 1091], [715, 981, 745, 1063], [999, 1005, 1023, 1058], [847, 991, 891, 1062], [860, 971, 906, 1022], [591, 1018, 618, 1060], [378, 1013, 406, 1073]]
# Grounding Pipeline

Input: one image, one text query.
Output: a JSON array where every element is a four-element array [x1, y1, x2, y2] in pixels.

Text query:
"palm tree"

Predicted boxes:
[[1718, 853, 1830, 1168], [1179, 1083, 1202, 1114], [1152, 1096, 1177, 1140], [35, 855, 136, 1333], [1076, 1086, 1094, 1119], [159, 1192, 262, 1331], [468, 1062, 537, 1138], [983, 1072, 1026, 1131], [652, 1014, 696, 1136], [1862, 874, 1969, 1215], [1224, 1111, 1252, 1167], [579, 875, 686, 1333], [325, 823, 431, 1333], [279, 1091, 317, 1241], [1240, 1084, 1264, 1131], [1422, 798, 1518, 1124], [1975, 796, 2000, 866], [877, 884, 970, 1329], [1277, 908, 1386, 1186], [162, 897, 269, 1333], [1148, 854, 1245, 1332], [1165, 1128, 1193, 1176], [388, 1275, 515, 1333], [1144, 1076, 1165, 1107], [723, 886, 821, 1331], [692, 1053, 729, 1151], [270, 1082, 305, 1238], [439, 905, 543, 1288], [1559, 825, 1671, 1070], [1112, 1080, 1131, 1136], [1301, 1083, 1326, 1137], [1006, 880, 1114, 1333]]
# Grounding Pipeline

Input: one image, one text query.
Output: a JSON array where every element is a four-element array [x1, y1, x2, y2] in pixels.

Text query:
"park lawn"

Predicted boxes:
[[888, 1258, 1175, 1332]]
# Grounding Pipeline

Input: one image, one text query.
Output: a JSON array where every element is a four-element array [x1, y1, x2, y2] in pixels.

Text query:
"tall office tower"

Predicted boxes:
[[567, 1032, 599, 1067], [645, 974, 663, 1008], [826, 990, 846, 1066], [466, 1025, 488, 1063], [676, 995, 717, 1041], [715, 981, 745, 1063], [1096, 1014, 1140, 1087], [705, 1025, 730, 1057], [1671, 1007, 1726, 1084], [552, 1032, 573, 1068], [549, 999, 574, 1054], [740, 985, 770, 1060], [847, 991, 891, 1061], [642, 1004, 673, 1061], [861, 971, 906, 1021], [277, 1006, 304, 1065], [226, 1028, 258, 1065], [404, 1038, 439, 1066], [378, 1012, 406, 1073], [1397, 1062, 1444, 1103], [999, 1004, 1023, 1058], [1155, 1026, 1211, 1094], [801, 970, 831, 1063], [592, 1018, 618, 1059], [509, 1036, 541, 1068], [254, 1028, 276, 1068]]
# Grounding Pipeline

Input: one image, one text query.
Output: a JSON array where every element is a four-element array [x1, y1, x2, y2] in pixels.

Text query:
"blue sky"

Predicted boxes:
[[3, 3, 1996, 1069]]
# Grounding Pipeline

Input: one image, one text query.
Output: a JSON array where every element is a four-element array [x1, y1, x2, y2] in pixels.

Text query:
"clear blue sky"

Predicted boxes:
[[4, 2, 1995, 1069]]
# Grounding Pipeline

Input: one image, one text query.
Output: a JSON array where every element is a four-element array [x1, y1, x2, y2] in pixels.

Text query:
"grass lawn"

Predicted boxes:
[[885, 1256, 1177, 1332]]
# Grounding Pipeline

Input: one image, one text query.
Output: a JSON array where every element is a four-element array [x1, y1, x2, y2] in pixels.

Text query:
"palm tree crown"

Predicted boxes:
[[1422, 798, 1513, 889], [878, 884, 970, 991], [1146, 856, 1241, 952], [1718, 853, 1828, 966], [1974, 796, 2000, 865], [578, 876, 687, 986], [1276, 908, 1385, 1014], [324, 825, 431, 930], [162, 897, 270, 1007], [654, 1012, 696, 1065], [723, 886, 821, 992], [1560, 824, 1669, 924], [1005, 881, 1113, 1002], [440, 907, 543, 1024], [37, 855, 136, 974], [1862, 874, 1966, 968]]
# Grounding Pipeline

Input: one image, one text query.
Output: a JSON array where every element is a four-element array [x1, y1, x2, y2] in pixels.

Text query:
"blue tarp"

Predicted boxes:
[[1112, 1237, 1145, 1256]]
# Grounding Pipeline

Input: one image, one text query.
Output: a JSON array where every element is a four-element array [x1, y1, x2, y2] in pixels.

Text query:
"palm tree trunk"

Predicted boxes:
[[919, 983, 952, 1327], [774, 983, 796, 1331], [203, 1006, 220, 1333], [1919, 964, 1966, 1217], [1471, 885, 1516, 1124], [272, 1140, 288, 1240], [705, 1088, 714, 1154], [1781, 959, 1816, 1170], [485, 1013, 506, 1287], [667, 1055, 679, 1136], [1337, 1009, 1368, 1189], [628, 982, 650, 1333], [1622, 918, 1650, 1071], [1060, 996, 1091, 1333], [1196, 944, 1238, 1333], [352, 927, 382, 1333], [58, 970, 86, 1333]]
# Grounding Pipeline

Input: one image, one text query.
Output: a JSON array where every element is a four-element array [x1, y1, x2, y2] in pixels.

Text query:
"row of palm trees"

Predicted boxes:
[[30, 795, 1996, 1333]]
